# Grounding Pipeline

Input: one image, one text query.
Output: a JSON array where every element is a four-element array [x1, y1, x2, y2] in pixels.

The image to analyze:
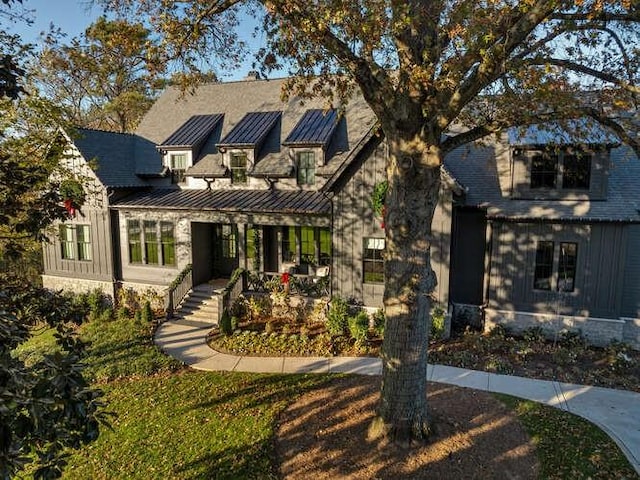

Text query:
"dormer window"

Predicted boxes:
[[296, 151, 315, 185], [528, 148, 592, 191], [169, 153, 187, 184], [230, 153, 248, 184]]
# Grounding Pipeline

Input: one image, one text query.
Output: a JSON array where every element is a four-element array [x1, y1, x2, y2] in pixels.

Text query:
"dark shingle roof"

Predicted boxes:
[[72, 128, 150, 188], [283, 109, 339, 146], [445, 142, 640, 222], [112, 188, 331, 215], [217, 111, 281, 148], [158, 114, 223, 149]]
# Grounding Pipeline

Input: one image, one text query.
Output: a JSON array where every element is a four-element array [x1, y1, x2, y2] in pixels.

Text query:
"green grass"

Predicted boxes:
[[12, 324, 61, 366], [63, 371, 329, 479], [496, 394, 639, 479], [13, 317, 639, 479], [80, 317, 182, 382]]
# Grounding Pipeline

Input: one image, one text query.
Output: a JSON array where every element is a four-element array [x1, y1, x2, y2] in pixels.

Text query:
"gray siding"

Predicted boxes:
[[621, 225, 640, 318], [487, 221, 627, 318], [332, 140, 453, 308], [43, 207, 114, 282]]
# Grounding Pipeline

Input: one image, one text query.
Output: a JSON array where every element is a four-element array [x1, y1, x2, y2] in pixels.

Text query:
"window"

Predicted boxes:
[[531, 153, 558, 189], [144, 220, 159, 264], [562, 154, 591, 190], [169, 153, 187, 184], [533, 241, 554, 290], [363, 238, 385, 284], [59, 224, 92, 261], [319, 228, 331, 266], [528, 148, 592, 191], [161, 222, 176, 266], [282, 226, 296, 263], [558, 242, 577, 292], [230, 153, 248, 184], [220, 224, 237, 259], [128, 220, 142, 263], [297, 151, 315, 185], [533, 241, 578, 292], [127, 219, 175, 266], [300, 226, 315, 264]]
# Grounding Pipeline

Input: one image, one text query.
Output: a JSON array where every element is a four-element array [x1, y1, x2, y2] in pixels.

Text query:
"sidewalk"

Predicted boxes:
[[155, 318, 640, 475]]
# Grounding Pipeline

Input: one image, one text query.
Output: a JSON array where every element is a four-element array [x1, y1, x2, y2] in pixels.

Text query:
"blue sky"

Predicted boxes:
[[6, 0, 268, 81]]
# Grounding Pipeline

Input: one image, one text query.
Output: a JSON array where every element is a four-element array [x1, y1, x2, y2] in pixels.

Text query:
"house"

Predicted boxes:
[[42, 76, 640, 349]]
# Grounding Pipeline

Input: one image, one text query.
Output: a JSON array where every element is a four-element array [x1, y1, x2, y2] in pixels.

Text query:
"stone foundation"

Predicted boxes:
[[41, 275, 115, 299], [117, 282, 168, 311], [485, 308, 640, 349]]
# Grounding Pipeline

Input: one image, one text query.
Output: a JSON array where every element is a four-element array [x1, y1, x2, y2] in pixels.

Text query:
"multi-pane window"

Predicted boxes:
[[297, 151, 315, 185], [533, 241, 554, 290], [558, 242, 578, 292], [319, 228, 331, 266], [529, 149, 592, 190], [127, 219, 175, 266], [562, 155, 591, 190], [230, 153, 248, 184], [59, 224, 92, 261], [300, 226, 315, 264], [220, 224, 237, 259], [169, 153, 187, 184], [363, 238, 385, 284], [531, 153, 558, 189], [128, 220, 142, 263], [282, 226, 296, 263], [161, 222, 176, 266], [533, 241, 578, 292]]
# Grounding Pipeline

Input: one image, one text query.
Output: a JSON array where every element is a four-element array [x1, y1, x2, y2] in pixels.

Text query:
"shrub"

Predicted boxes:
[[523, 326, 546, 343], [265, 320, 277, 334], [219, 311, 233, 336], [87, 289, 110, 321], [373, 309, 385, 337], [431, 304, 446, 340], [141, 301, 153, 323], [134, 310, 142, 323], [99, 307, 114, 323], [348, 311, 369, 344], [327, 296, 349, 336], [116, 306, 131, 321]]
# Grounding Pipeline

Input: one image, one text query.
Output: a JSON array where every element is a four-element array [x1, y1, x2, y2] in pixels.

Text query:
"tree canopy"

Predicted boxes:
[[105, 0, 639, 444], [35, 16, 167, 133]]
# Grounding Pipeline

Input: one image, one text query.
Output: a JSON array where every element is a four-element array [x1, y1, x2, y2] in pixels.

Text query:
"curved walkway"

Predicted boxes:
[[155, 318, 640, 475]]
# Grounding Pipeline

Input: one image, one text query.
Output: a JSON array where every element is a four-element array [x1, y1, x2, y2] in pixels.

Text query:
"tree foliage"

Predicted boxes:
[[103, 0, 639, 444], [36, 16, 167, 132]]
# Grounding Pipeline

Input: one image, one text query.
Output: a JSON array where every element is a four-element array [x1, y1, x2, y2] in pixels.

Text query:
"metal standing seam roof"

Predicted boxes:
[[112, 188, 331, 215], [158, 114, 224, 149], [217, 111, 281, 147], [283, 109, 339, 146], [507, 119, 620, 146]]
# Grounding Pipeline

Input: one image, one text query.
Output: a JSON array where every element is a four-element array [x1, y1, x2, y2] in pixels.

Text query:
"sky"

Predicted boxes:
[[6, 0, 268, 81]]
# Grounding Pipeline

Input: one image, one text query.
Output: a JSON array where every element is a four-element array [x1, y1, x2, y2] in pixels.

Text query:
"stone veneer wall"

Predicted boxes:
[[41, 275, 116, 299], [485, 308, 640, 350]]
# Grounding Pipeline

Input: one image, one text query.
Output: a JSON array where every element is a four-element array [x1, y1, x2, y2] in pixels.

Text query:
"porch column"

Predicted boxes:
[[237, 223, 246, 271]]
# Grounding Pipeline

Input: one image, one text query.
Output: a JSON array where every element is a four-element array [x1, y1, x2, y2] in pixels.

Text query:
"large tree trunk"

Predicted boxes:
[[373, 132, 442, 446]]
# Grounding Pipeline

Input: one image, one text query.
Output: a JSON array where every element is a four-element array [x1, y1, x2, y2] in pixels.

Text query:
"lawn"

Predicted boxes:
[[13, 315, 639, 479]]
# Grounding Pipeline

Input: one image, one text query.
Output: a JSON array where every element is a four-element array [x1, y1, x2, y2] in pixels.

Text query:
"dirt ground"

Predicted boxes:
[[275, 376, 538, 480]]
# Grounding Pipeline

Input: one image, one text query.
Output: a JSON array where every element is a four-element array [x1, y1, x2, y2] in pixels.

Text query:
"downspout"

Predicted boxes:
[[323, 190, 335, 300], [482, 218, 494, 324], [107, 187, 119, 301]]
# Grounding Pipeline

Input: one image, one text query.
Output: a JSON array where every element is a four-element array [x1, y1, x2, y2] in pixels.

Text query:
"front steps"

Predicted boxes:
[[174, 283, 223, 325]]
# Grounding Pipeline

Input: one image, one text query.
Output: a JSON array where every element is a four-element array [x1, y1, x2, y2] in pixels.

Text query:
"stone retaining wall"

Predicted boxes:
[[41, 275, 115, 299], [486, 308, 640, 349]]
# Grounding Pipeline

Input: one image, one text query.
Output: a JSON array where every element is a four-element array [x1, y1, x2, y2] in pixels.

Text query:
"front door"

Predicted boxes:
[[262, 226, 279, 273], [213, 224, 239, 277]]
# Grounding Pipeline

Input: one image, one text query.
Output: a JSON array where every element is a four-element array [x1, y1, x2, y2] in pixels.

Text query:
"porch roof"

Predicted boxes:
[[112, 188, 331, 215]]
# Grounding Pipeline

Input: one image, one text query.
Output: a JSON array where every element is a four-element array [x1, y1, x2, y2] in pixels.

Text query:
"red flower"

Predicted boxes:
[[281, 272, 290, 284]]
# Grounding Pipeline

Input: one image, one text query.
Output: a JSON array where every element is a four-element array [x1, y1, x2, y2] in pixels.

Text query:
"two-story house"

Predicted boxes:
[[42, 76, 640, 348]]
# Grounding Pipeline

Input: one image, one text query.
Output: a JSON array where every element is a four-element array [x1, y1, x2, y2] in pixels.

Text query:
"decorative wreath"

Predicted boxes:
[[371, 180, 388, 217], [60, 179, 85, 216]]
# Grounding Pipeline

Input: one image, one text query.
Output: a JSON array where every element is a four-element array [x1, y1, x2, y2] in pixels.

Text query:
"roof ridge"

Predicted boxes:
[[75, 126, 136, 136]]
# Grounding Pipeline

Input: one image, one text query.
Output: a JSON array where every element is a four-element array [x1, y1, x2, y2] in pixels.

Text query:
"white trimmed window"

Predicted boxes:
[[297, 151, 315, 185], [363, 237, 385, 284], [169, 153, 187, 184]]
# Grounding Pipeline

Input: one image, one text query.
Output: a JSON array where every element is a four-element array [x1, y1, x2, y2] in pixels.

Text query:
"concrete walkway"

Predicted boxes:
[[155, 318, 640, 475]]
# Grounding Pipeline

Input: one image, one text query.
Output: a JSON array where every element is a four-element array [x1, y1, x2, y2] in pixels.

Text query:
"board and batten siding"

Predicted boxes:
[[621, 224, 640, 318], [42, 207, 114, 281], [487, 221, 627, 318], [331, 140, 453, 308]]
